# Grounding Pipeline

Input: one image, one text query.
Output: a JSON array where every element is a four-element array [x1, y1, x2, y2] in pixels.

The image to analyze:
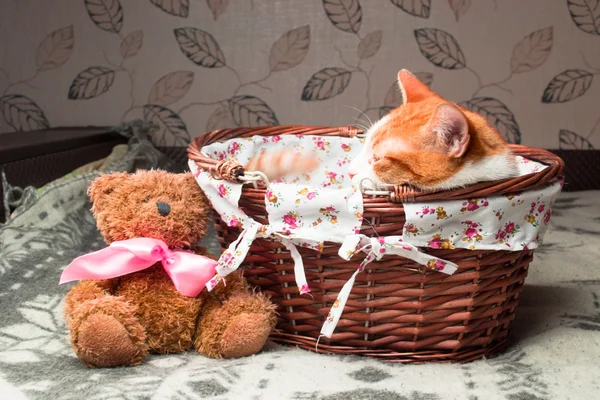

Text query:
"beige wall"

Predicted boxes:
[[1, 0, 599, 150]]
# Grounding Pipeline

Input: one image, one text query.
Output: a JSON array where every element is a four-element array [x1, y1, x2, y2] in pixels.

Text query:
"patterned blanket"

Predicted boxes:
[[1, 139, 598, 399]]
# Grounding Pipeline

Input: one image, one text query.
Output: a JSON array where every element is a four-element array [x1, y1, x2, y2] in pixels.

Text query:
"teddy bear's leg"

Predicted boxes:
[[117, 265, 203, 354], [194, 271, 277, 359], [65, 280, 149, 368]]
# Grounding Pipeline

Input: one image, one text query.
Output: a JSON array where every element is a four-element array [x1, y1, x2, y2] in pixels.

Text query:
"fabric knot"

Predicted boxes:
[[320, 234, 459, 338]]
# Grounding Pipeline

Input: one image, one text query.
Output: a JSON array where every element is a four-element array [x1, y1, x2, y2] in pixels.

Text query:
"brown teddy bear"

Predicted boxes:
[[61, 170, 276, 368]]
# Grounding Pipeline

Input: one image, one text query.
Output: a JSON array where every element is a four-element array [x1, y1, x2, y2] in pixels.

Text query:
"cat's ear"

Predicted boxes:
[[397, 69, 433, 103], [427, 103, 470, 158]]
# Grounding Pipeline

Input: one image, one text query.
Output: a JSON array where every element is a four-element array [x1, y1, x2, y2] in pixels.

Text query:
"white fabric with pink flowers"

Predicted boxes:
[[189, 134, 562, 339], [401, 157, 563, 253]]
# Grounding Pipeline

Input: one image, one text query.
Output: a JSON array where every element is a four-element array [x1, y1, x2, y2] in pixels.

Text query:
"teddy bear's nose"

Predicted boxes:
[[156, 202, 171, 217]]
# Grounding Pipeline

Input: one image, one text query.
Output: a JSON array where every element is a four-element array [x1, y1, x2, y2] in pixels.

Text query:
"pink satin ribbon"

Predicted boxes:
[[59, 238, 218, 297]]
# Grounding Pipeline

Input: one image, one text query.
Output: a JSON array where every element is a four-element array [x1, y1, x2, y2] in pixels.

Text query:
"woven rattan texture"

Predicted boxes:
[[189, 125, 564, 363]]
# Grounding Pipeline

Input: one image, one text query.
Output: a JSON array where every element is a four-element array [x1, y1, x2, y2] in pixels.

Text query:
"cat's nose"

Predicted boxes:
[[348, 173, 356, 179], [156, 202, 171, 216]]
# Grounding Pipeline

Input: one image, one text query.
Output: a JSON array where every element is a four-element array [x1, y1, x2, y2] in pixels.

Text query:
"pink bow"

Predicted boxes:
[[59, 238, 218, 297]]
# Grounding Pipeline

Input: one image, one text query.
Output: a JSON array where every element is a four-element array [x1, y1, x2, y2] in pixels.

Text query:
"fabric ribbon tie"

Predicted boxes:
[[319, 234, 458, 338], [205, 223, 260, 291], [277, 236, 311, 295], [205, 223, 312, 295], [59, 238, 218, 297]]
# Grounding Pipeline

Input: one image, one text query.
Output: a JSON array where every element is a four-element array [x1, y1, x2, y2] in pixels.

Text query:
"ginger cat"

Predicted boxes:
[[245, 69, 519, 190], [348, 69, 518, 190]]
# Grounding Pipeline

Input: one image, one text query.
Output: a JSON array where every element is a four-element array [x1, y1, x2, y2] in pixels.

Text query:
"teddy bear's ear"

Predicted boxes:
[[179, 172, 209, 199], [88, 172, 129, 205], [179, 172, 202, 192]]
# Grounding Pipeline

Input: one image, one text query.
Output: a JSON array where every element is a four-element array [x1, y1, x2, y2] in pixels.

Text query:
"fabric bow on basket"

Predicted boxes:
[[59, 238, 218, 297], [319, 234, 459, 338]]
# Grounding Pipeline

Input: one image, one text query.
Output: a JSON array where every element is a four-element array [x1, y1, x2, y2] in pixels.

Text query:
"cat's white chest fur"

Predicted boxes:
[[428, 151, 519, 190]]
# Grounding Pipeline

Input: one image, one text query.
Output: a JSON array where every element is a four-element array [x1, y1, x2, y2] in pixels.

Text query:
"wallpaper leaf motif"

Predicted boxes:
[[322, 0, 363, 34], [150, 0, 190, 18], [35, 26, 75, 72], [0, 0, 596, 151], [68, 66, 115, 100], [383, 81, 403, 107], [227, 95, 279, 126], [301, 67, 352, 101], [148, 71, 194, 105], [380, 82, 402, 117], [143, 104, 190, 145], [120, 30, 144, 59], [390, 0, 431, 19], [174, 28, 226, 68], [541, 69, 593, 103], [414, 28, 466, 69], [448, 0, 471, 22], [357, 30, 382, 59], [559, 129, 595, 149], [0, 95, 50, 131], [269, 26, 311, 72], [206, 0, 229, 21], [206, 104, 235, 131], [460, 97, 521, 144], [84, 0, 124, 34], [510, 27, 553, 73], [567, 0, 600, 35]]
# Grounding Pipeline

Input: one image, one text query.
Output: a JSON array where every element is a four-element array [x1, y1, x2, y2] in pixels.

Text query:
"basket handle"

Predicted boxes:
[[209, 158, 245, 182]]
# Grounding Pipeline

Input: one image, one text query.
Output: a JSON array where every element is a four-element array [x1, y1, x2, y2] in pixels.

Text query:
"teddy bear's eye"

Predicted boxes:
[[143, 197, 150, 203]]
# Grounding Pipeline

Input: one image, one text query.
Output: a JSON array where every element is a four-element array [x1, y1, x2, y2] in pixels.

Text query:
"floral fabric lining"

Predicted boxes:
[[402, 156, 563, 252]]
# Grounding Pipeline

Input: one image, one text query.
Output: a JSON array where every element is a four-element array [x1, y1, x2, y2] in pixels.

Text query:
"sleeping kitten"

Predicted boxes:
[[245, 69, 519, 190], [348, 69, 519, 190]]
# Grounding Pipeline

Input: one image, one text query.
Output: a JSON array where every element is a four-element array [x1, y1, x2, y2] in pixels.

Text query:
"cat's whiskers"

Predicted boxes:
[[340, 118, 369, 133], [341, 105, 374, 130]]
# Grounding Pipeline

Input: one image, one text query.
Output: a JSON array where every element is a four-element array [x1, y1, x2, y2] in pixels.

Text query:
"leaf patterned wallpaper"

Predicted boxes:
[[1, 0, 599, 150]]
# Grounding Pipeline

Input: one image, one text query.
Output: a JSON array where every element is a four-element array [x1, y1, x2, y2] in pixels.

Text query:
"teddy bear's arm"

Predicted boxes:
[[63, 279, 118, 325]]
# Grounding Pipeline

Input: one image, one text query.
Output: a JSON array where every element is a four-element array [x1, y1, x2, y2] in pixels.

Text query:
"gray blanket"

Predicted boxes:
[[1, 139, 598, 399]]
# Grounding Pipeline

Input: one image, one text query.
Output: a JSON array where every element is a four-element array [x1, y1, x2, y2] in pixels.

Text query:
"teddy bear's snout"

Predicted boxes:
[[156, 202, 171, 217]]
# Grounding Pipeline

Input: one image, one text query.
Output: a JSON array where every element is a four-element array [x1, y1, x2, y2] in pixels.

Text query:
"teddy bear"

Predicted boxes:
[[61, 170, 276, 368]]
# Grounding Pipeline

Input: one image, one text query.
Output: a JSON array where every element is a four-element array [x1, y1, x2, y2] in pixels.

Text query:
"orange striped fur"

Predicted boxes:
[[348, 69, 518, 190]]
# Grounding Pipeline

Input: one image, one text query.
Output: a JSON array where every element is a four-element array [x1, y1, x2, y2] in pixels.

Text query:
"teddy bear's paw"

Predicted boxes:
[[195, 292, 277, 358], [70, 296, 148, 368], [219, 312, 274, 358]]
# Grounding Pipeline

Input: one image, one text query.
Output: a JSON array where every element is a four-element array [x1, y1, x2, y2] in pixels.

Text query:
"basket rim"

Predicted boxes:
[[187, 125, 564, 203]]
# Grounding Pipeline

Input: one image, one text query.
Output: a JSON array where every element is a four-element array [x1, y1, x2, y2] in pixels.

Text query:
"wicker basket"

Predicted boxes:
[[188, 125, 564, 363]]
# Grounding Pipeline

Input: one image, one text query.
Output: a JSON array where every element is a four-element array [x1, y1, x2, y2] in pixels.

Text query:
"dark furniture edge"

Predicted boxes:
[[549, 149, 600, 192], [0, 126, 121, 164], [0, 127, 127, 223]]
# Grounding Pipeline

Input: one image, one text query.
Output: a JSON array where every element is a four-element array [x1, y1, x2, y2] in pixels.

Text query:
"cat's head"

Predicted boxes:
[[348, 69, 517, 190]]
